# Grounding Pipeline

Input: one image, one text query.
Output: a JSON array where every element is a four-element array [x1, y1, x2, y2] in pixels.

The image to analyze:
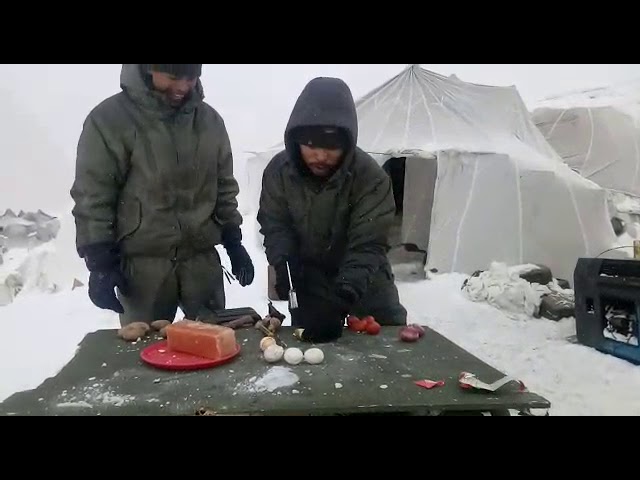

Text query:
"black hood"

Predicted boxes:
[[284, 77, 358, 174]]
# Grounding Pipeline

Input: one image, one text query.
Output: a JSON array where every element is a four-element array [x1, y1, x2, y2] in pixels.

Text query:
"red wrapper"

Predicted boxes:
[[415, 379, 445, 390]]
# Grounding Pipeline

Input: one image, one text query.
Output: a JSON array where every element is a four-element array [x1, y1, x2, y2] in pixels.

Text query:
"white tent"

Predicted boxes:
[[531, 80, 640, 197], [245, 64, 620, 284]]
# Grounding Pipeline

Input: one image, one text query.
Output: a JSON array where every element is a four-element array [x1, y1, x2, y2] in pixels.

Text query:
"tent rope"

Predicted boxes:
[[595, 245, 637, 258]]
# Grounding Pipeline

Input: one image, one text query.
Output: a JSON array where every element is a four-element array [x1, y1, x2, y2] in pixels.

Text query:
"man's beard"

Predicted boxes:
[[163, 89, 191, 107]]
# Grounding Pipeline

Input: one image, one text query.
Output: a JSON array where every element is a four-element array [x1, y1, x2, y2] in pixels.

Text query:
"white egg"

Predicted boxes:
[[260, 337, 277, 352], [263, 345, 284, 363], [284, 348, 304, 365], [304, 348, 324, 365]]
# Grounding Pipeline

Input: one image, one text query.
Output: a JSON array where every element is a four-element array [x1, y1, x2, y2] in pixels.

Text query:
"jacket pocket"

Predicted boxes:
[[116, 197, 142, 243], [193, 218, 221, 251]]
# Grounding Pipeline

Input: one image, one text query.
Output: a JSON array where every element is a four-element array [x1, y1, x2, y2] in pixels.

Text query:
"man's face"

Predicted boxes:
[[300, 144, 344, 178], [150, 71, 198, 107]]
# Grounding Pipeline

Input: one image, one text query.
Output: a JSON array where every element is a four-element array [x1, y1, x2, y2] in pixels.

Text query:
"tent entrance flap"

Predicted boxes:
[[388, 155, 438, 253]]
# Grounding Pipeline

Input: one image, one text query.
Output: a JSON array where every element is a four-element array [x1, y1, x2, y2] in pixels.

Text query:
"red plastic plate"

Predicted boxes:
[[140, 341, 241, 371]]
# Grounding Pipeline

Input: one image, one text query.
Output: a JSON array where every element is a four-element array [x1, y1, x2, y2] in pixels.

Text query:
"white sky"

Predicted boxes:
[[0, 64, 639, 212]]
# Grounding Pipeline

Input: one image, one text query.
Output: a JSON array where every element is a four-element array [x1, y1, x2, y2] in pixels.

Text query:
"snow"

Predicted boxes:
[[611, 191, 640, 215], [0, 288, 118, 402], [2, 215, 640, 416], [235, 366, 300, 394], [0, 207, 88, 306], [57, 384, 136, 408]]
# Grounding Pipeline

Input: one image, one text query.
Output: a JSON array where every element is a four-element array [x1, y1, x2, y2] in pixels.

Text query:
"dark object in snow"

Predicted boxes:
[[461, 270, 483, 290], [555, 278, 571, 290], [519, 264, 552, 286], [540, 292, 575, 321], [611, 217, 625, 236]]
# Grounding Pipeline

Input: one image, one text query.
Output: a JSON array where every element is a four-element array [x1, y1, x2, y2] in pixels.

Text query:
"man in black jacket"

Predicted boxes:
[[257, 77, 407, 343]]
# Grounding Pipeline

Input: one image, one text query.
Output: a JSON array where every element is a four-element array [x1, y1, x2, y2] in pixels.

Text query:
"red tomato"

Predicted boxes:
[[347, 316, 360, 331], [366, 321, 381, 335], [354, 320, 369, 333], [362, 315, 376, 326]]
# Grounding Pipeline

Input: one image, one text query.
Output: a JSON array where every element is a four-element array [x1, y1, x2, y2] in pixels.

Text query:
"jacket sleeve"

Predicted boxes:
[[257, 161, 298, 267], [213, 123, 243, 231], [70, 114, 127, 254], [335, 172, 396, 302]]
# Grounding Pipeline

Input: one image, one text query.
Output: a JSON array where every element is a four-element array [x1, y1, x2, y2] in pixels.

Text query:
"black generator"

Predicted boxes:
[[574, 258, 640, 365]]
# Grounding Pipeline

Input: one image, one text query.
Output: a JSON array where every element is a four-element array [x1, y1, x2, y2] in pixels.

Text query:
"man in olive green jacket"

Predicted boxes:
[[257, 77, 407, 343], [71, 64, 254, 326]]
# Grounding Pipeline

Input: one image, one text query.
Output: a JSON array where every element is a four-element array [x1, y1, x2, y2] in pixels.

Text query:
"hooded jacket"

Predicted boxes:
[[71, 64, 242, 260], [257, 77, 396, 302]]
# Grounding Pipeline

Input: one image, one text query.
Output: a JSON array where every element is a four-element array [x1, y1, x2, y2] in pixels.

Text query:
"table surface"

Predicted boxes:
[[0, 325, 551, 416]]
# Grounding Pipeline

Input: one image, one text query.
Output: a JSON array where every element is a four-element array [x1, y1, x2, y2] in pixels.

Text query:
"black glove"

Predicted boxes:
[[334, 283, 360, 312], [274, 256, 303, 301], [222, 225, 254, 287], [226, 245, 254, 286], [79, 242, 130, 314], [292, 292, 346, 343]]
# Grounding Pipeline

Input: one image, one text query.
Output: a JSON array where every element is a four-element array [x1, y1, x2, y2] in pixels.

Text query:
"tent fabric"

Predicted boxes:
[[531, 81, 640, 197], [245, 65, 619, 283], [427, 150, 617, 282], [354, 67, 560, 160]]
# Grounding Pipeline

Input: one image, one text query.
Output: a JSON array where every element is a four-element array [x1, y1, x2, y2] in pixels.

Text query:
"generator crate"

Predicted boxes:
[[574, 258, 640, 365]]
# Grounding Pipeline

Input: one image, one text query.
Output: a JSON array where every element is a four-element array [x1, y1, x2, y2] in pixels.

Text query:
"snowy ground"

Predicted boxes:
[[1, 215, 640, 416]]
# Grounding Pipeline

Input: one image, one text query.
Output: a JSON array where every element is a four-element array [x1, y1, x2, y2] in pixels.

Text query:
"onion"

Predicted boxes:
[[407, 324, 425, 337], [399, 327, 420, 343]]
